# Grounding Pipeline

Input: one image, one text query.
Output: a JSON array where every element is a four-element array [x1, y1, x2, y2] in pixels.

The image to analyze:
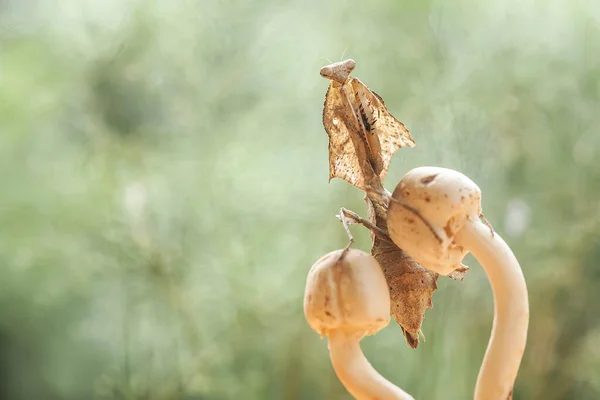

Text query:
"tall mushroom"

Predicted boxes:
[[304, 248, 414, 400], [385, 166, 529, 400]]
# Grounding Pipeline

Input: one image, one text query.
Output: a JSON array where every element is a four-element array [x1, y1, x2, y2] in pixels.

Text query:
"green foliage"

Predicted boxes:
[[1, 0, 599, 399]]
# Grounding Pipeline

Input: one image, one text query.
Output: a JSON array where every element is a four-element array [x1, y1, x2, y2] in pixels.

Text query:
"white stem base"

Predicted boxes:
[[455, 219, 529, 400], [328, 330, 414, 400]]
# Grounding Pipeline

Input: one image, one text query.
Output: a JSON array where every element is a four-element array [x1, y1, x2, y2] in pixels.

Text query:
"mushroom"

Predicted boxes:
[[304, 248, 415, 400], [386, 166, 529, 400]]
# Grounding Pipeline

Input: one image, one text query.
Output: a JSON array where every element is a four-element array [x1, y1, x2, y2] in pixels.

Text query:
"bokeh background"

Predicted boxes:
[[2, 0, 600, 399]]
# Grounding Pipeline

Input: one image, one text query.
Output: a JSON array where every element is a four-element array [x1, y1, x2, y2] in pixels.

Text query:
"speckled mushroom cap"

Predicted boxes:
[[304, 248, 390, 338], [387, 166, 482, 276]]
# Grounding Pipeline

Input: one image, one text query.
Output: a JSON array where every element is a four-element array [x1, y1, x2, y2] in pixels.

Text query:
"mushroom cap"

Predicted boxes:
[[304, 248, 390, 338], [387, 166, 482, 275]]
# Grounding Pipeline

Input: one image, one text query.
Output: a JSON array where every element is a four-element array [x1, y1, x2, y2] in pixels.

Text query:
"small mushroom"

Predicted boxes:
[[386, 166, 529, 400], [304, 248, 414, 400]]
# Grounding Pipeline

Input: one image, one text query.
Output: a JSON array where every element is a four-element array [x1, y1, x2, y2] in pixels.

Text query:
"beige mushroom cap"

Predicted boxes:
[[304, 248, 390, 338], [387, 166, 482, 275]]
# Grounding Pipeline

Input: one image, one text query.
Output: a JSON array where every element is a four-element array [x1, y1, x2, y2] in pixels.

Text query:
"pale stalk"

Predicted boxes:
[[455, 219, 529, 400], [328, 330, 415, 400]]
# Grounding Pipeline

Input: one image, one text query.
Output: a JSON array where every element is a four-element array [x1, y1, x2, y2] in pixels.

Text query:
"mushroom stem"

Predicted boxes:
[[328, 329, 415, 400], [455, 219, 529, 400]]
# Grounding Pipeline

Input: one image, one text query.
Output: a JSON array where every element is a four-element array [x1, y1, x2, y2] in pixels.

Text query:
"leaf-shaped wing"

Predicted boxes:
[[322, 81, 371, 190], [350, 78, 415, 181]]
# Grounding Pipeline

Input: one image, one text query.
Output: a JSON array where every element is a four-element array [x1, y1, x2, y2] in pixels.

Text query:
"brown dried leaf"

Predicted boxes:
[[320, 59, 435, 348], [366, 197, 438, 349], [349, 78, 415, 181], [321, 60, 415, 190], [323, 81, 372, 190]]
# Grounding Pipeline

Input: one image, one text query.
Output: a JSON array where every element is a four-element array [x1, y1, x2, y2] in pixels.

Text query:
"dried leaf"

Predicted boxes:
[[322, 81, 372, 190], [321, 60, 415, 190], [349, 78, 415, 181], [366, 196, 438, 349], [320, 59, 439, 348]]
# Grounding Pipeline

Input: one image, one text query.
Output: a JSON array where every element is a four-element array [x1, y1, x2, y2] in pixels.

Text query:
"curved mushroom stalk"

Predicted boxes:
[[304, 249, 415, 400], [455, 217, 528, 399], [387, 166, 529, 400], [328, 329, 414, 400]]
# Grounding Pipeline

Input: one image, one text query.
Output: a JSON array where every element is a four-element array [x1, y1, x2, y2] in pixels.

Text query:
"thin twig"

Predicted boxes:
[[336, 207, 392, 243]]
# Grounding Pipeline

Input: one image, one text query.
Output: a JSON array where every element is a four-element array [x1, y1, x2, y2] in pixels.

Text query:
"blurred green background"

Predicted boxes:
[[1, 0, 599, 399]]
